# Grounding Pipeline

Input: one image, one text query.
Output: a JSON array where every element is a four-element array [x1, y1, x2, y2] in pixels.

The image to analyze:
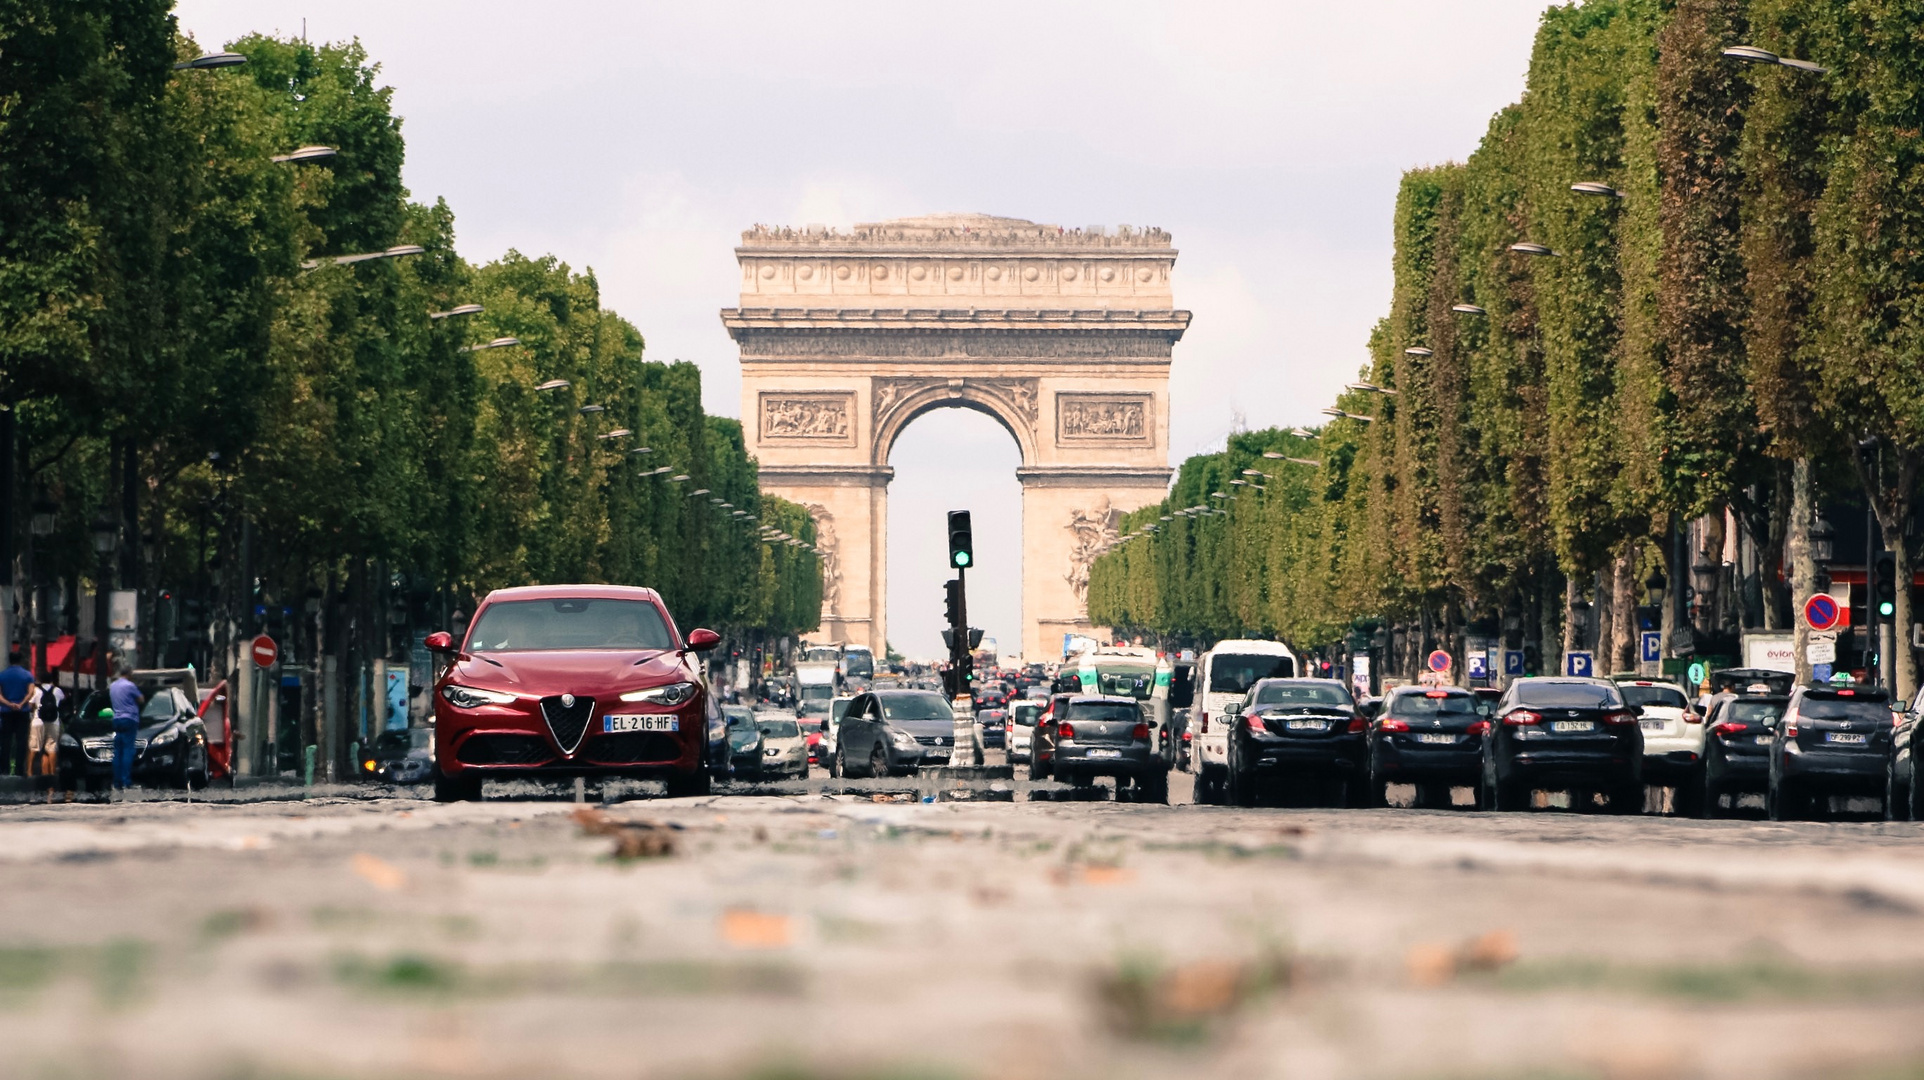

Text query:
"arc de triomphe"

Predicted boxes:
[[722, 213, 1189, 661]]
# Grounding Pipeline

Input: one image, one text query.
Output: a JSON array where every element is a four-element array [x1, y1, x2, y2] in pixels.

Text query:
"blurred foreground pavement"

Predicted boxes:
[[5, 780, 1924, 1080]]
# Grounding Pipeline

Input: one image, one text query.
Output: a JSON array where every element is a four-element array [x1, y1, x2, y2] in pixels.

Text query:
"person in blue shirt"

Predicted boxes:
[[107, 660, 145, 793], [0, 651, 35, 776]]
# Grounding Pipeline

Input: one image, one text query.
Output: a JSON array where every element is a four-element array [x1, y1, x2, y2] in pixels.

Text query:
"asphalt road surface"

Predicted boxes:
[[5, 766, 1924, 1080]]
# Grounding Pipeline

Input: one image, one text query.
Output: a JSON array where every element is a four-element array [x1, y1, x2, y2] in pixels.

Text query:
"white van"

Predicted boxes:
[[1190, 639, 1299, 803]]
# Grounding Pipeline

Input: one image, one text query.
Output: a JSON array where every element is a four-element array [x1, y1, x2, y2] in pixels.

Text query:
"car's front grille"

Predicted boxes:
[[540, 695, 595, 755], [915, 735, 952, 747], [580, 732, 681, 765], [456, 734, 554, 766]]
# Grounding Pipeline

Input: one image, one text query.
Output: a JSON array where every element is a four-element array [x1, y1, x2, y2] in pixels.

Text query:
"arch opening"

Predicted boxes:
[[885, 407, 1024, 663]]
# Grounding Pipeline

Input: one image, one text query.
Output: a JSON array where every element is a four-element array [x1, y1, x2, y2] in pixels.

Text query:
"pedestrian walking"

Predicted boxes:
[[108, 661, 144, 794], [29, 674, 67, 802], [0, 650, 34, 776]]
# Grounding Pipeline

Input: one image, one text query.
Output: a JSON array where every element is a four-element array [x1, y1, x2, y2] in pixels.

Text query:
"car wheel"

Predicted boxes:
[[1767, 778, 1800, 821], [1226, 763, 1257, 808], [1139, 770, 1169, 805], [664, 768, 711, 798], [1607, 783, 1644, 815], [185, 737, 210, 790], [869, 743, 889, 779], [1703, 774, 1727, 819], [1028, 751, 1045, 782], [433, 767, 483, 803], [835, 743, 852, 778], [1909, 754, 1924, 822], [1887, 762, 1906, 821]]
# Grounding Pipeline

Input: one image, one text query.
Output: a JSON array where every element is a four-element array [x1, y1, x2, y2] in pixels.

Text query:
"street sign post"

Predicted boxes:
[[1427, 649, 1452, 674], [1503, 651, 1524, 677], [1686, 661, 1708, 689], [1467, 652, 1489, 680], [1806, 637, 1837, 665], [1803, 594, 1842, 633], [1564, 651, 1594, 678], [251, 635, 277, 670]]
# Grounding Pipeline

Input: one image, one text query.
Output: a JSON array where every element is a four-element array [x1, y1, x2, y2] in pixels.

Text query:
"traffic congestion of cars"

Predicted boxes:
[[330, 582, 1917, 820]]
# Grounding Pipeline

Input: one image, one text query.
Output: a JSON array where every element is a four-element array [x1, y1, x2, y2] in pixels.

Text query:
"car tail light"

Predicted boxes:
[[1604, 711, 1639, 726], [1503, 710, 1542, 726], [1058, 721, 1076, 739], [1199, 714, 1209, 734], [1711, 721, 1748, 737], [1424, 690, 1449, 698], [1378, 718, 1410, 732], [1132, 722, 1150, 740], [1243, 713, 1266, 734], [1468, 720, 1490, 736], [1347, 716, 1367, 733]]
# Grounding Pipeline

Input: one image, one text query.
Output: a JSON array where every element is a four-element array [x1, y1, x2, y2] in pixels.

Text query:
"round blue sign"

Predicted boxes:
[[1804, 594, 1841, 632]]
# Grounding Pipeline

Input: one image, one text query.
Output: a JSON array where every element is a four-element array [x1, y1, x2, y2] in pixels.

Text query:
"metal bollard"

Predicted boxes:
[[303, 744, 316, 788]]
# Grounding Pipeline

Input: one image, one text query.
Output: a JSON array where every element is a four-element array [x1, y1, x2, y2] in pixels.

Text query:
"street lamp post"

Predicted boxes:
[[90, 517, 118, 691]]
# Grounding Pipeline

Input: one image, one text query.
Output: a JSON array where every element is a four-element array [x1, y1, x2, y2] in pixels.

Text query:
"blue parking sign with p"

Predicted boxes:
[[1565, 651, 1594, 677], [1503, 650, 1524, 676], [1640, 631, 1661, 664], [1468, 652, 1489, 679]]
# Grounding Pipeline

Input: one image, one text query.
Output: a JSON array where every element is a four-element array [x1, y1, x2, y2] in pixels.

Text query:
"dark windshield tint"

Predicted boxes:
[[1252, 681, 1351, 708], [722, 707, 754, 724], [1620, 685, 1689, 709], [1516, 682, 1622, 708], [880, 693, 952, 721], [1209, 653, 1296, 693], [1011, 704, 1042, 726], [468, 599, 673, 652], [1389, 692, 1477, 716], [1727, 700, 1785, 724], [1067, 702, 1140, 723], [1801, 699, 1890, 723]]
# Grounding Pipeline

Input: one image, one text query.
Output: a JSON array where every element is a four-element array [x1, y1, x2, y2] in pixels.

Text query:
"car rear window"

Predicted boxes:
[[1727, 700, 1784, 725], [1619, 684, 1688, 710], [1800, 699, 1891, 723], [1209, 653, 1297, 693], [1516, 683, 1622, 708], [1252, 681, 1351, 708], [1067, 702, 1140, 723], [1389, 692, 1477, 716], [1011, 704, 1042, 726], [468, 598, 674, 652]]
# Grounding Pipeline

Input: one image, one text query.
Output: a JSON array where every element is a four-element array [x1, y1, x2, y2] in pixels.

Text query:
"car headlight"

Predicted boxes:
[[890, 730, 918, 749], [620, 682, 697, 706], [441, 684, 517, 709], [148, 727, 179, 746]]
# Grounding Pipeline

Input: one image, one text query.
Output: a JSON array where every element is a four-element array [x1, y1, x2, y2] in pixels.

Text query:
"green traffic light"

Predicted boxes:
[[954, 551, 971, 568], [1881, 601, 1895, 617]]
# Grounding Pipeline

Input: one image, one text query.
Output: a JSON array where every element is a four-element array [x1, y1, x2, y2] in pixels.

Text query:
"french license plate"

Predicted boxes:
[[1639, 720, 1664, 733], [603, 714, 677, 733], [1826, 731, 1867, 745], [1086, 748, 1122, 759], [1285, 719, 1328, 732], [1551, 721, 1594, 734], [1755, 735, 1773, 745], [1416, 733, 1455, 744]]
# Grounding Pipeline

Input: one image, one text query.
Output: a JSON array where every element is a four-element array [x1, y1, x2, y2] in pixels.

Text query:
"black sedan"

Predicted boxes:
[[360, 727, 434, 785], [975, 708, 1008, 749], [1482, 677, 1643, 813], [1364, 686, 1484, 809], [1225, 678, 1365, 808], [1693, 690, 1786, 818], [722, 706, 765, 781], [59, 680, 211, 793], [1769, 683, 1892, 820]]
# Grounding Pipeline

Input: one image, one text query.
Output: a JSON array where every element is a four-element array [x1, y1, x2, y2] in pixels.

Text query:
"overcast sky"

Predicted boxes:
[[177, 0, 1549, 661]]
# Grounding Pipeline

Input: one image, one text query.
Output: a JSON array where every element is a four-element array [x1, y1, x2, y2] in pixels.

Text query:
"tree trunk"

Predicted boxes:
[[1873, 451, 1919, 703], [1763, 463, 1791, 630], [1610, 546, 1638, 674], [1561, 575, 1581, 669], [1698, 511, 1727, 635], [1788, 457, 1815, 684]]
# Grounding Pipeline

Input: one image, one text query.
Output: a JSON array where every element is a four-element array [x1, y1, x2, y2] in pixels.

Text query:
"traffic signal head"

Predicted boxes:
[[944, 579, 962, 626], [947, 510, 974, 569], [1877, 554, 1897, 617]]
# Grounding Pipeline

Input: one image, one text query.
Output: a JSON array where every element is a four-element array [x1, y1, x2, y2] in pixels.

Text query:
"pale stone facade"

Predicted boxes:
[[723, 213, 1188, 661]]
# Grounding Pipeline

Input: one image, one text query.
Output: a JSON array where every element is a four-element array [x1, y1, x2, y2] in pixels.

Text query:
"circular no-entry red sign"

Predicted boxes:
[[1803, 594, 1841, 632], [251, 634, 278, 669], [1427, 649, 1453, 673]]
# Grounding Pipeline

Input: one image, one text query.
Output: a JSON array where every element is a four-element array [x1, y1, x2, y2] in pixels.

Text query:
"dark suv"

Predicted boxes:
[[1482, 677, 1643, 813], [1049, 694, 1168, 803], [1225, 678, 1365, 807], [1364, 686, 1484, 809], [1691, 686, 1788, 818], [1769, 683, 1893, 820]]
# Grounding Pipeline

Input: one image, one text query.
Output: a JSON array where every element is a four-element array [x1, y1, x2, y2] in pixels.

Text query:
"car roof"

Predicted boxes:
[[1066, 695, 1138, 705], [481, 584, 664, 604], [1205, 639, 1295, 655], [1388, 685, 1470, 696]]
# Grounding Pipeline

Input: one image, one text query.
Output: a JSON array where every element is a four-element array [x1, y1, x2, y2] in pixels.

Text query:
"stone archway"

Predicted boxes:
[[722, 213, 1189, 661]]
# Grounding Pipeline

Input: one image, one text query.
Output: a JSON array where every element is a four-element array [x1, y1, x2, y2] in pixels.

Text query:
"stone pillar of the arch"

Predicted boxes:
[[756, 465, 893, 654], [1016, 466, 1172, 662]]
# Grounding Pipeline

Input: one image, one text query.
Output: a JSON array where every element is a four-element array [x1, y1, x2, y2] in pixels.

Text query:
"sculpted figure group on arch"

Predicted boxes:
[[721, 213, 1190, 661]]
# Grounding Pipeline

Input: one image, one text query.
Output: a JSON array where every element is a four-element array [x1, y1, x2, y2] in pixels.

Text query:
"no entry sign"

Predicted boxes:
[[251, 634, 278, 669], [1803, 593, 1842, 633]]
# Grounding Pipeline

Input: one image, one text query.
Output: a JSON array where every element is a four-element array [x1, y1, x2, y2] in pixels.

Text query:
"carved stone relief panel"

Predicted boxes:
[[804, 503, 842, 615], [1056, 393, 1154, 444], [1064, 497, 1121, 605], [759, 392, 855, 444]]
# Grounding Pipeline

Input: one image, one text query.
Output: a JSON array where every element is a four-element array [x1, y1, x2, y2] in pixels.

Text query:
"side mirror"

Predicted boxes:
[[686, 628, 722, 652], [424, 631, 455, 653]]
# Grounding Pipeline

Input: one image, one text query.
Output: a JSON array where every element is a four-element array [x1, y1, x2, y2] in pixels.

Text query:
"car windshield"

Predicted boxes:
[[880, 693, 952, 721], [372, 730, 413, 752], [1209, 653, 1296, 694], [1252, 681, 1351, 708], [138, 689, 179, 721], [757, 719, 800, 738], [1619, 684, 1689, 709], [467, 598, 673, 652], [1067, 702, 1140, 723], [1727, 700, 1785, 724], [1011, 704, 1041, 726], [1389, 691, 1477, 716], [1094, 667, 1156, 700], [1516, 682, 1622, 708], [722, 707, 754, 724], [1801, 698, 1891, 723]]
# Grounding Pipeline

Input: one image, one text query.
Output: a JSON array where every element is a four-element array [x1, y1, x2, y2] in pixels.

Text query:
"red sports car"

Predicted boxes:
[[427, 585, 725, 801]]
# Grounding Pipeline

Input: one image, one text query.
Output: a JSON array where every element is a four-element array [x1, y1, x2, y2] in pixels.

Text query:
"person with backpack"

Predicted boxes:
[[28, 674, 67, 801]]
